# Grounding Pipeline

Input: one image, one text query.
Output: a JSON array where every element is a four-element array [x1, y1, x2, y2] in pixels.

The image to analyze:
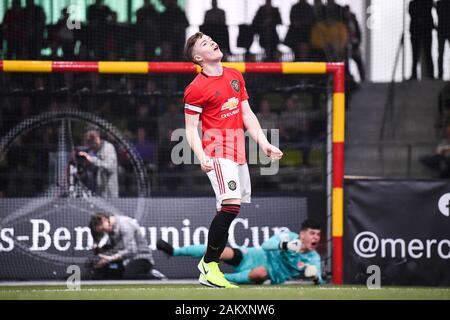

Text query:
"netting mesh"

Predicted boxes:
[[0, 70, 331, 280], [0, 72, 330, 197], [0, 0, 336, 281], [0, 0, 189, 61], [0, 0, 349, 63]]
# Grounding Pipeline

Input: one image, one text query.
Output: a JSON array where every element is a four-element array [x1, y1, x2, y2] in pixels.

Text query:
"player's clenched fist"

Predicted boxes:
[[304, 264, 318, 278], [263, 144, 283, 160], [200, 155, 214, 173]]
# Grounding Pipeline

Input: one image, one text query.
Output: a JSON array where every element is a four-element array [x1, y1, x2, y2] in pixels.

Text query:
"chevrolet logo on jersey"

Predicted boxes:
[[221, 97, 239, 111]]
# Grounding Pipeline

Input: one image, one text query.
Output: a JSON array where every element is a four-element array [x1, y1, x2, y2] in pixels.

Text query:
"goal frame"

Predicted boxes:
[[0, 60, 345, 284]]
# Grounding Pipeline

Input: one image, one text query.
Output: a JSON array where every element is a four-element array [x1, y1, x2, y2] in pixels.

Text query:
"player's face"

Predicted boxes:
[[300, 228, 321, 251], [193, 35, 223, 65], [96, 217, 113, 234]]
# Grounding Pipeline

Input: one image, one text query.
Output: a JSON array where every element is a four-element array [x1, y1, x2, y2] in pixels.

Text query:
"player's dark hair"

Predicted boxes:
[[89, 212, 110, 242], [300, 219, 321, 231], [184, 32, 204, 65]]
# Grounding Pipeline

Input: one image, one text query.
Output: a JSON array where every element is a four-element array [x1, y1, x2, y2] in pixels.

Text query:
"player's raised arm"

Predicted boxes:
[[261, 231, 299, 251], [185, 113, 213, 172], [241, 100, 283, 161]]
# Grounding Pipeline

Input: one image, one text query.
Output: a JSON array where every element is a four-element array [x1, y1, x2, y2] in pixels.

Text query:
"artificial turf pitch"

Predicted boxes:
[[0, 284, 449, 300]]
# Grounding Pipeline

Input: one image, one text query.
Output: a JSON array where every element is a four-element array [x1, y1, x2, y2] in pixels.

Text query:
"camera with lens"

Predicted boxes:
[[73, 147, 89, 174]]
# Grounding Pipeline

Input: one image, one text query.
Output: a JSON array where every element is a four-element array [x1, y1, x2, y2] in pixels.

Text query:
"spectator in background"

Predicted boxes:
[[159, 0, 189, 61], [22, 0, 46, 59], [77, 128, 119, 197], [133, 127, 157, 170], [313, 0, 326, 22], [87, 0, 112, 31], [252, 0, 282, 61], [87, 0, 113, 60], [127, 99, 159, 160], [204, 0, 226, 25], [50, 7, 76, 60], [409, 0, 435, 80], [438, 83, 450, 129], [437, 0, 450, 80], [280, 96, 311, 166], [158, 101, 184, 144], [201, 0, 230, 57], [157, 101, 184, 188], [280, 96, 301, 143], [2, 0, 25, 59], [344, 5, 365, 82], [420, 123, 450, 178], [136, 0, 160, 60], [256, 99, 279, 130], [286, 0, 315, 61], [326, 0, 344, 22], [309, 0, 326, 62], [129, 101, 159, 138], [105, 11, 120, 60], [237, 24, 255, 61], [311, 10, 348, 62]]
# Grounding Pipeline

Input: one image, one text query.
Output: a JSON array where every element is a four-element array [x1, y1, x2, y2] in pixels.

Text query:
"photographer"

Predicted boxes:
[[88, 212, 166, 280], [87, 229, 124, 280], [77, 129, 119, 197]]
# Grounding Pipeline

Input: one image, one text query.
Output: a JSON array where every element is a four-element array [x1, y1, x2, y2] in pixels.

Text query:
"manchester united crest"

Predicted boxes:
[[231, 80, 240, 92], [228, 180, 237, 191]]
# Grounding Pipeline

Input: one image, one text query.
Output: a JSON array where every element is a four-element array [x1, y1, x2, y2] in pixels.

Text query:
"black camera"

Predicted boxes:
[[73, 148, 89, 173]]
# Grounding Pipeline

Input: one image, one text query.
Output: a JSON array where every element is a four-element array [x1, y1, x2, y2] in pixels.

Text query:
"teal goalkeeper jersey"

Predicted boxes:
[[260, 231, 324, 285]]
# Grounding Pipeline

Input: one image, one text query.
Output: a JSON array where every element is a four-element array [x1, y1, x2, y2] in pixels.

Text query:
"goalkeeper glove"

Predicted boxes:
[[304, 265, 318, 278], [279, 239, 302, 253], [304, 264, 320, 285]]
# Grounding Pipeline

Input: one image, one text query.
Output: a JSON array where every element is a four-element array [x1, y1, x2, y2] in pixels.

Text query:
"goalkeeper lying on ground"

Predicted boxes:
[[157, 219, 324, 285]]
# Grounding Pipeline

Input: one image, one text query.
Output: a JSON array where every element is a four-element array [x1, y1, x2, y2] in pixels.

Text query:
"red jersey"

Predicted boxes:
[[184, 67, 249, 164]]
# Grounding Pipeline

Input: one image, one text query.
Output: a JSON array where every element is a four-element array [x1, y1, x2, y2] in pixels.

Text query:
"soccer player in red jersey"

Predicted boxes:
[[183, 32, 283, 288]]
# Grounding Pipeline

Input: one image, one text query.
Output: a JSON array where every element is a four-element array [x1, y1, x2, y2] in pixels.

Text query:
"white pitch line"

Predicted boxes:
[[0, 279, 308, 287], [0, 286, 307, 293], [0, 287, 217, 294], [0, 280, 199, 287]]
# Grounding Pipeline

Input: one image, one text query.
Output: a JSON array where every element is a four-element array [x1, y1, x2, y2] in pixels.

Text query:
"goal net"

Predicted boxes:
[[0, 61, 343, 283]]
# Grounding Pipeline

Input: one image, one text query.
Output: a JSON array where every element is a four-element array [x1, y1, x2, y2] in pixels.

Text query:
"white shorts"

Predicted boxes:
[[207, 157, 251, 210]]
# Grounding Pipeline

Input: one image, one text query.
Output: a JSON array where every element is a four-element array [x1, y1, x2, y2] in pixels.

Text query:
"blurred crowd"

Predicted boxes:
[[0, 0, 365, 83], [0, 0, 367, 196], [2, 0, 450, 187], [408, 0, 450, 81], [1, 0, 189, 62], [0, 73, 328, 197]]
